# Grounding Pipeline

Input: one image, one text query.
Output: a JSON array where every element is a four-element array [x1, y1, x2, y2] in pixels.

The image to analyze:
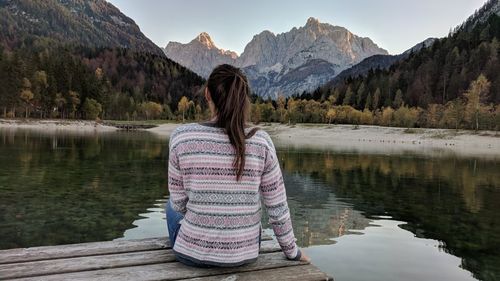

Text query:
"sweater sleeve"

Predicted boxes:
[[259, 135, 300, 260], [168, 133, 187, 214]]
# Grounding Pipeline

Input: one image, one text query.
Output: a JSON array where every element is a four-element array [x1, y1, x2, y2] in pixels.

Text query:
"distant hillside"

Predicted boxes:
[[314, 1, 500, 109], [0, 0, 164, 56], [327, 38, 437, 88], [0, 0, 205, 120]]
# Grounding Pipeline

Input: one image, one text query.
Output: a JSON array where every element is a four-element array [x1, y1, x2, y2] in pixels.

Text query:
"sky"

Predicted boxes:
[[107, 0, 489, 55]]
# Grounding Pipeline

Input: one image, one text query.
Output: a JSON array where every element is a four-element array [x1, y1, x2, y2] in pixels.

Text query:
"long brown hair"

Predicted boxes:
[[206, 64, 257, 181]]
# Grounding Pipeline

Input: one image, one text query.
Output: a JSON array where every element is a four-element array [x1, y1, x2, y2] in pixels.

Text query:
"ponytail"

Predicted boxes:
[[207, 65, 257, 181]]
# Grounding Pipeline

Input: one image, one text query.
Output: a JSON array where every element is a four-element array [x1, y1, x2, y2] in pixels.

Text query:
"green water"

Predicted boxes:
[[0, 128, 499, 281]]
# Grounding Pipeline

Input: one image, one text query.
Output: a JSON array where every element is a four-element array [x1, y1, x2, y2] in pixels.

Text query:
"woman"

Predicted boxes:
[[166, 64, 310, 267]]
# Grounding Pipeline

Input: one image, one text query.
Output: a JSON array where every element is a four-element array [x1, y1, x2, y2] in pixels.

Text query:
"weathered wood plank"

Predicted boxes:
[[183, 264, 333, 281], [0, 238, 169, 265], [0, 240, 281, 279], [0, 234, 272, 265], [11, 251, 304, 281]]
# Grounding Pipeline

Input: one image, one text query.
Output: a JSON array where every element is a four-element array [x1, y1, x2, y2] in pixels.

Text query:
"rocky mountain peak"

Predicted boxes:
[[194, 32, 215, 48], [305, 17, 321, 27], [165, 32, 238, 78], [164, 18, 388, 97]]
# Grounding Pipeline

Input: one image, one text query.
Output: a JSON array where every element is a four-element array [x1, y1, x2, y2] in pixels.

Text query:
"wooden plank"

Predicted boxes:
[[11, 251, 304, 281], [183, 264, 333, 281], [0, 240, 281, 279], [0, 238, 169, 265], [0, 234, 272, 264]]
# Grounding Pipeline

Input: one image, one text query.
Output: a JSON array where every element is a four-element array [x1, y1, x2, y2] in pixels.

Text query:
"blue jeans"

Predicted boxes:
[[166, 200, 213, 268]]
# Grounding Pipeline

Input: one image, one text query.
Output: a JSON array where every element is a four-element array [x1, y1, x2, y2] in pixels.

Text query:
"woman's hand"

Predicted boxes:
[[299, 251, 311, 263]]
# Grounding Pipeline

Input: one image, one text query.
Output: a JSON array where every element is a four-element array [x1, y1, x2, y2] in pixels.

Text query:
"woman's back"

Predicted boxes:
[[168, 122, 300, 266]]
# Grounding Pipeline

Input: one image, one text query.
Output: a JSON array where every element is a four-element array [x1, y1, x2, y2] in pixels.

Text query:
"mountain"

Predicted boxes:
[[0, 0, 163, 56], [315, 0, 500, 110], [0, 0, 205, 120], [165, 32, 238, 78], [458, 0, 500, 30], [403, 38, 438, 55], [327, 38, 437, 87], [164, 17, 388, 98]]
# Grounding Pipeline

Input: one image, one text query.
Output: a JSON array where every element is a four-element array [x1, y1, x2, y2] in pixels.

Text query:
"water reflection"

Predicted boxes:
[[0, 129, 169, 249], [275, 148, 500, 281], [277, 173, 372, 247], [0, 129, 499, 281], [308, 219, 476, 281], [117, 198, 168, 240]]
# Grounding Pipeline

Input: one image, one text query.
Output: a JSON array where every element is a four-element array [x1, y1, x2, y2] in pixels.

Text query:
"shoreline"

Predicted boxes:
[[2, 119, 500, 158], [0, 119, 117, 133], [148, 122, 500, 159]]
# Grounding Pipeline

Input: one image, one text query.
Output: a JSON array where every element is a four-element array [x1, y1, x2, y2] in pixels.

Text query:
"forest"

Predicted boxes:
[[172, 72, 499, 131], [238, 12, 500, 130], [0, 45, 204, 120], [0, 5, 499, 130]]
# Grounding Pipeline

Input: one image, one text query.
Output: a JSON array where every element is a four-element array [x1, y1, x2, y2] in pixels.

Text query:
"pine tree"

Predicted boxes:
[[373, 88, 381, 110], [343, 86, 353, 106], [393, 89, 404, 109], [365, 92, 373, 110]]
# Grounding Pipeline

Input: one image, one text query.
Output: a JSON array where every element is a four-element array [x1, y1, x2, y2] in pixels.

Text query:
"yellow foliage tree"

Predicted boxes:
[[464, 74, 491, 130], [326, 108, 337, 124], [178, 96, 190, 123]]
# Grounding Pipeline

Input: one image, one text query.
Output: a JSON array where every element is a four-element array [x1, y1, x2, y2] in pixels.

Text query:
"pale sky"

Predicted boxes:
[[107, 0, 488, 55]]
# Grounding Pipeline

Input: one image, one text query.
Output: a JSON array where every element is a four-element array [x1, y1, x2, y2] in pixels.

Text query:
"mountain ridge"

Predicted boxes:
[[164, 17, 388, 98], [327, 37, 438, 88], [0, 0, 164, 56], [0, 0, 205, 120]]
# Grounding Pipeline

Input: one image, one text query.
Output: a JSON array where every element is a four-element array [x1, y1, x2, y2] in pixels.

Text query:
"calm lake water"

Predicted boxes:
[[0, 128, 499, 281]]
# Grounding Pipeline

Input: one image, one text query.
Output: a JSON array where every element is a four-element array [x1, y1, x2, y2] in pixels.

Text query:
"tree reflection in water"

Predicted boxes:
[[0, 129, 498, 281]]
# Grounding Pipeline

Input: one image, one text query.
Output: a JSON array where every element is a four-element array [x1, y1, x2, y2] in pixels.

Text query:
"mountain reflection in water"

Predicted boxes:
[[1, 129, 498, 281]]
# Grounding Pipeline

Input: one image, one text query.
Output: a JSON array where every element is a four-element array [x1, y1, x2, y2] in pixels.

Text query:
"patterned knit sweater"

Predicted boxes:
[[168, 123, 300, 266]]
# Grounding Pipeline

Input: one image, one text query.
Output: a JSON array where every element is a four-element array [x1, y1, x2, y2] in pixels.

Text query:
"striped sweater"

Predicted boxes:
[[168, 122, 300, 266]]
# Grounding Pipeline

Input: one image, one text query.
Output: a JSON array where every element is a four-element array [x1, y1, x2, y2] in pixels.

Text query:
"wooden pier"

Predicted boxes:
[[0, 235, 333, 280], [102, 121, 157, 131]]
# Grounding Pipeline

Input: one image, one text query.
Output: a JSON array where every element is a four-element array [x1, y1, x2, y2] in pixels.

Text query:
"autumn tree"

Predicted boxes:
[[287, 98, 300, 124], [259, 102, 274, 122], [425, 104, 443, 128], [141, 101, 163, 120], [83, 98, 102, 120], [326, 108, 337, 124], [442, 99, 465, 129], [393, 106, 420, 128], [19, 78, 34, 118], [177, 96, 190, 123], [464, 74, 491, 130], [379, 107, 394, 126], [251, 102, 262, 124], [68, 91, 81, 118], [360, 109, 374, 125]]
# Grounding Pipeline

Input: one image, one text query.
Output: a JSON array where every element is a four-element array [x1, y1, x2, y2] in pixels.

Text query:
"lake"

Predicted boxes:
[[0, 128, 499, 281]]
